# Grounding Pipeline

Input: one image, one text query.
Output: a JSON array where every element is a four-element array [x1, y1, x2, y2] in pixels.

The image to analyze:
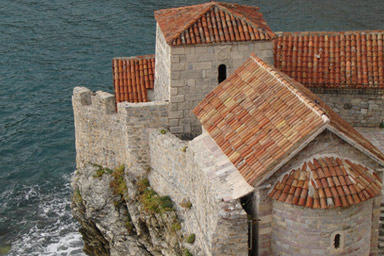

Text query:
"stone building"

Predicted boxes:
[[72, 2, 384, 256], [113, 2, 274, 138]]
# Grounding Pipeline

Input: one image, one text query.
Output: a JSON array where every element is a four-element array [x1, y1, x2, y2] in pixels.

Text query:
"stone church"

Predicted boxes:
[[73, 2, 384, 255]]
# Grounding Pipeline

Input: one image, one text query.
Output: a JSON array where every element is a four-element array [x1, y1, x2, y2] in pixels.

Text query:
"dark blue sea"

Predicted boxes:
[[0, 0, 383, 255]]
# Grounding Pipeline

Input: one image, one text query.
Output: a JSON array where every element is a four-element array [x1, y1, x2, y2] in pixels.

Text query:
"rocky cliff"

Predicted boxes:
[[71, 164, 191, 256]]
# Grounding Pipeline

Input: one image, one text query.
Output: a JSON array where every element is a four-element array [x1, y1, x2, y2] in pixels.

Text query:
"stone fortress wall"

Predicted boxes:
[[72, 87, 249, 255], [148, 130, 248, 256], [73, 87, 168, 175]]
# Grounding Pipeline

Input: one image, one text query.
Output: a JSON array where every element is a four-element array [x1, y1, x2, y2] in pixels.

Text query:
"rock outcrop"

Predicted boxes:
[[71, 165, 185, 256]]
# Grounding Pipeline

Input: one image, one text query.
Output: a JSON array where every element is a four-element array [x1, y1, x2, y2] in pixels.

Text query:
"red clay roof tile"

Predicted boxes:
[[112, 55, 155, 103], [274, 30, 384, 89], [269, 157, 382, 209], [194, 53, 384, 186], [194, 54, 328, 185], [154, 2, 274, 46]]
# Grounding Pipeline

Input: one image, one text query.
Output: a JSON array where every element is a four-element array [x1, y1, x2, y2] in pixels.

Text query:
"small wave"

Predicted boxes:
[[6, 181, 85, 256], [9, 225, 85, 256], [23, 185, 40, 201]]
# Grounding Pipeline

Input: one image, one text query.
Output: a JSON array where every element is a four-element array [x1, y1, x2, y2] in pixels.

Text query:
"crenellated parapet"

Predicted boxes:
[[72, 87, 168, 177]]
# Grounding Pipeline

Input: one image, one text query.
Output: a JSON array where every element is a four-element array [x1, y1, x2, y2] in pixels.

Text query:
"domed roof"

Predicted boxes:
[[268, 156, 382, 209]]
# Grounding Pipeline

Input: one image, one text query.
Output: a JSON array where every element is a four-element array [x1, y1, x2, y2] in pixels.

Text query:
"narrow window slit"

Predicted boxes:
[[334, 234, 340, 249], [218, 64, 227, 83]]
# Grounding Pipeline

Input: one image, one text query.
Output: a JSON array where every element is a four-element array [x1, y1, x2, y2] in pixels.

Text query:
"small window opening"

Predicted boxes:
[[218, 64, 227, 84], [334, 234, 340, 249]]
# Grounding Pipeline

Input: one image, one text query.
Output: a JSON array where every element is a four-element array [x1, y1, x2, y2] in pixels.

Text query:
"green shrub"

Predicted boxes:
[[125, 212, 133, 233], [137, 178, 150, 193], [183, 248, 192, 256], [171, 219, 181, 231], [93, 165, 113, 178], [185, 233, 195, 244], [159, 196, 173, 209], [380, 121, 384, 128], [74, 188, 82, 203], [181, 146, 188, 152], [140, 188, 174, 213], [110, 165, 127, 198], [137, 178, 175, 214], [160, 129, 167, 134]]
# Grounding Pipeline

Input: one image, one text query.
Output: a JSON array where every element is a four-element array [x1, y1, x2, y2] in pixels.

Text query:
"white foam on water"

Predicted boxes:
[[7, 179, 86, 256]]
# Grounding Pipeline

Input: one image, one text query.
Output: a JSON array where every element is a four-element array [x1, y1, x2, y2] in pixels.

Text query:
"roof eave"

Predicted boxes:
[[327, 125, 384, 167]]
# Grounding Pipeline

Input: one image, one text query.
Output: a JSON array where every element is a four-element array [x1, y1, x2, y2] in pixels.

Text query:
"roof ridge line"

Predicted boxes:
[[215, 4, 254, 28], [326, 124, 384, 166], [250, 54, 330, 124], [275, 30, 384, 36], [216, 4, 274, 38], [113, 54, 155, 60], [170, 3, 214, 44]]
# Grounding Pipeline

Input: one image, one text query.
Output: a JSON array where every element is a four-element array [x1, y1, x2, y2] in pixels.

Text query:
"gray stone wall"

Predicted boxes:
[[73, 87, 126, 169], [159, 40, 273, 138], [252, 129, 384, 255], [275, 130, 383, 173], [148, 130, 249, 256], [312, 88, 384, 127], [154, 23, 171, 102], [370, 196, 381, 256], [272, 199, 372, 256], [72, 87, 168, 176]]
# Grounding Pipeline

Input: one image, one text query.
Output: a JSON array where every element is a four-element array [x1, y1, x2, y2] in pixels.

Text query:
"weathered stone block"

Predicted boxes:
[[170, 88, 178, 96], [171, 47, 185, 54], [170, 95, 185, 103], [168, 110, 183, 119], [170, 126, 184, 134], [192, 62, 212, 70], [73, 87, 92, 106]]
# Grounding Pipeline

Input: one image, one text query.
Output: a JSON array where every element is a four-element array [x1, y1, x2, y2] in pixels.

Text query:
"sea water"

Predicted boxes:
[[0, 0, 383, 255]]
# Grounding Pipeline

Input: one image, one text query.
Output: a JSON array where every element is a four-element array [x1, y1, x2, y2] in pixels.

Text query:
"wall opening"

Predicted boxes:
[[334, 234, 340, 249], [240, 193, 257, 256], [218, 64, 227, 84]]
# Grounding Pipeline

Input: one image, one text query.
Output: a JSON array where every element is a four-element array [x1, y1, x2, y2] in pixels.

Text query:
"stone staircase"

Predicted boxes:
[[379, 203, 384, 255]]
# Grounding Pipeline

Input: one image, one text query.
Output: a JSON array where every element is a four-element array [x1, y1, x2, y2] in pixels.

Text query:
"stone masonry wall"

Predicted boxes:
[[73, 87, 248, 256], [253, 129, 383, 256], [272, 200, 372, 256], [73, 87, 125, 169], [72, 87, 168, 176], [167, 41, 273, 137], [154, 23, 171, 102], [148, 130, 249, 256], [312, 88, 384, 127]]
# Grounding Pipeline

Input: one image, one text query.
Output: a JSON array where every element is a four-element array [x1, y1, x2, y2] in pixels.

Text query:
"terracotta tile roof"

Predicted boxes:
[[268, 157, 382, 208], [194, 53, 329, 185], [194, 54, 384, 186], [112, 55, 155, 103], [154, 2, 274, 46], [274, 31, 384, 88]]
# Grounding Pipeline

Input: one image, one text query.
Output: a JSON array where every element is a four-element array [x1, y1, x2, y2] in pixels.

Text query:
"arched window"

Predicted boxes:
[[218, 64, 227, 84], [330, 231, 344, 251], [334, 234, 340, 249]]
